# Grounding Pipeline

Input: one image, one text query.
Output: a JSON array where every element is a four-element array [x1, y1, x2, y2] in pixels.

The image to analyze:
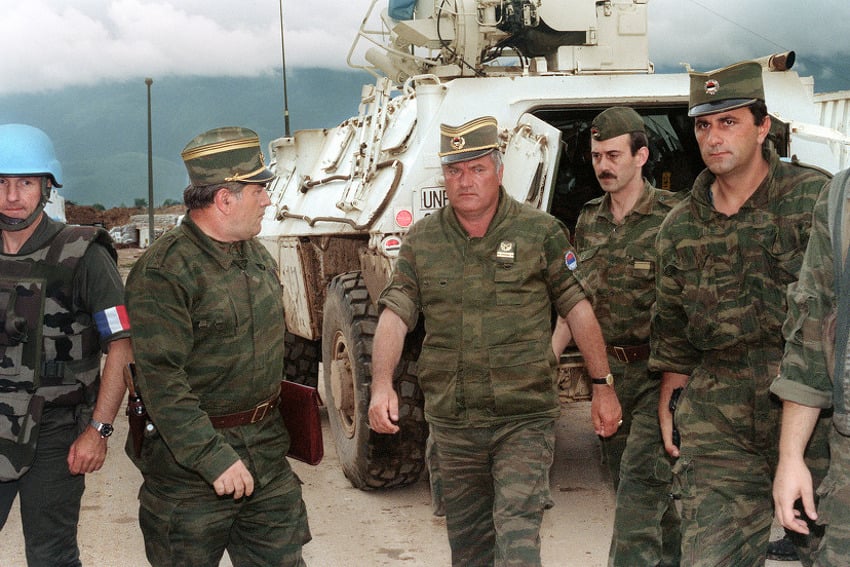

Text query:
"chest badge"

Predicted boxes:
[[496, 240, 516, 262]]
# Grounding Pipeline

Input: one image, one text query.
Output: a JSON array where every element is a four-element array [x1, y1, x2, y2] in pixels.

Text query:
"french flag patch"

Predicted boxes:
[[94, 305, 131, 337]]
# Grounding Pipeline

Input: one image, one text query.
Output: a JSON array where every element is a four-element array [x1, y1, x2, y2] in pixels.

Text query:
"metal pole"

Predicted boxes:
[[145, 77, 155, 244], [279, 0, 291, 136]]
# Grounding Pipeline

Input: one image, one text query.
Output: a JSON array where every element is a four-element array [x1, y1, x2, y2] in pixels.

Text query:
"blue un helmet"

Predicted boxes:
[[0, 124, 63, 231]]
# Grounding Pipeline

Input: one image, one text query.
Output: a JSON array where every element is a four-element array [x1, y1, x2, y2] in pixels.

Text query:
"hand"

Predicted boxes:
[[773, 456, 817, 534], [213, 460, 255, 499], [368, 383, 400, 434], [67, 425, 108, 475], [659, 393, 680, 458], [591, 385, 622, 438]]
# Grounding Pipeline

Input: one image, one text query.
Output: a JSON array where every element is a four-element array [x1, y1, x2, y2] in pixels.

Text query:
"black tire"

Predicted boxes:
[[284, 331, 320, 387], [322, 271, 427, 489]]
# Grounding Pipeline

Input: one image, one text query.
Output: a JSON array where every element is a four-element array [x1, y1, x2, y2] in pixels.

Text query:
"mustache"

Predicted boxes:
[[597, 171, 617, 180]]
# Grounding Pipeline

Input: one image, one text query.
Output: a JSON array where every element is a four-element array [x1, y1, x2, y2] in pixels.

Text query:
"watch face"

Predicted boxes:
[[101, 423, 114, 437]]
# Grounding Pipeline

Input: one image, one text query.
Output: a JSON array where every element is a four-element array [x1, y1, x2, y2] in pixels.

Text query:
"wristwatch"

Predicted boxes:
[[90, 418, 114, 438], [591, 373, 614, 387]]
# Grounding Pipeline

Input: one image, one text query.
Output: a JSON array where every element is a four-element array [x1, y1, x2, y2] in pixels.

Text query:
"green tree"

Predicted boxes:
[[134, 198, 148, 208]]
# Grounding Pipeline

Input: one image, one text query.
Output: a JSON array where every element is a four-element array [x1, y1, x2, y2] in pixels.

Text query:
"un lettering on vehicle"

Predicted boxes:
[[415, 186, 448, 221]]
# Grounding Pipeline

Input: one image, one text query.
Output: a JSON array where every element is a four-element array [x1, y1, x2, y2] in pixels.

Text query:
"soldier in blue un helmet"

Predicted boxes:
[[0, 124, 133, 566]]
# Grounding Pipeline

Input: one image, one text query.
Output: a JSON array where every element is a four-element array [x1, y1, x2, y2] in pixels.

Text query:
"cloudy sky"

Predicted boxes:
[[2, 0, 848, 95]]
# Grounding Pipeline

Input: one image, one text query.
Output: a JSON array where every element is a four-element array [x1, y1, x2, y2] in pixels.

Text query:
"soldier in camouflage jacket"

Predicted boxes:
[[125, 127, 310, 566], [370, 116, 619, 567], [0, 124, 132, 566], [573, 106, 682, 567], [650, 61, 831, 565], [772, 169, 850, 566]]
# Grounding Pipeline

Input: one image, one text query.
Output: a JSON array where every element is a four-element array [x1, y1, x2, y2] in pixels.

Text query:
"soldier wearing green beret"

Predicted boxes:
[[565, 106, 683, 566], [650, 61, 831, 565], [125, 126, 311, 565], [369, 116, 619, 566]]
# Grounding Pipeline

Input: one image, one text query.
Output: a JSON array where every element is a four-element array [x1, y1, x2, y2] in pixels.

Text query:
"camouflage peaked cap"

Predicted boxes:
[[590, 107, 645, 141], [439, 116, 500, 165], [181, 126, 274, 187], [688, 61, 764, 117]]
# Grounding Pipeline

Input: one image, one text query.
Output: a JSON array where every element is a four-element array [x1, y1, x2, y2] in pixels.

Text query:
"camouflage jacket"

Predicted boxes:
[[380, 187, 586, 427], [1, 217, 127, 479], [125, 214, 289, 489], [650, 149, 829, 378], [575, 180, 681, 347], [772, 170, 850, 436]]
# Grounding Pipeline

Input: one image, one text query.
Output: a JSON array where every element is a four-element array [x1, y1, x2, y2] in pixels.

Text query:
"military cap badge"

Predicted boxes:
[[704, 79, 720, 95], [451, 136, 466, 150]]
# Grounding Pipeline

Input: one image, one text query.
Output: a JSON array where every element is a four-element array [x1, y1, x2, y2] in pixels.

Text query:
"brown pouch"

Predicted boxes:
[[279, 380, 324, 465]]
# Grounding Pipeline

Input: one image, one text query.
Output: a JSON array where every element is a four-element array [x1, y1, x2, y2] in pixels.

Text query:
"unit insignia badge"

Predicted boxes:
[[451, 136, 466, 150], [496, 240, 516, 261], [704, 79, 720, 95]]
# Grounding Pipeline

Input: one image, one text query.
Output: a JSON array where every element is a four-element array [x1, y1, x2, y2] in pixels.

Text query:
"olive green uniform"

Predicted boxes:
[[125, 215, 310, 566], [650, 149, 829, 566], [380, 188, 586, 567], [575, 181, 681, 566], [772, 172, 850, 566]]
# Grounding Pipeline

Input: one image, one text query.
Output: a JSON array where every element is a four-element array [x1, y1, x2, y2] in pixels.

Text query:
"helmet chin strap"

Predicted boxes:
[[0, 178, 49, 232]]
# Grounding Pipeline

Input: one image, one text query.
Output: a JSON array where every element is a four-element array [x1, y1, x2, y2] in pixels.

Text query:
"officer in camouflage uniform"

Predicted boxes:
[[772, 168, 850, 566], [0, 124, 132, 566], [572, 106, 681, 567], [125, 127, 310, 566], [369, 116, 621, 567], [650, 61, 831, 566]]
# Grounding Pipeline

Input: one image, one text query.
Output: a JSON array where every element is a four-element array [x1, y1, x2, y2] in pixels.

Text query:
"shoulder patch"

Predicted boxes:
[[565, 250, 578, 271]]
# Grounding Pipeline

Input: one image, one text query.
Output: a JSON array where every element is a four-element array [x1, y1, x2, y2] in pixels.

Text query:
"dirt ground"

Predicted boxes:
[[0, 248, 798, 566], [1, 402, 614, 566], [0, 397, 798, 567]]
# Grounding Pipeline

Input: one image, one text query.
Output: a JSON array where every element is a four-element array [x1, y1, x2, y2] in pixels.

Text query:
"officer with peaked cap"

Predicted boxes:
[[125, 126, 311, 565], [650, 61, 832, 565], [0, 124, 133, 565], [568, 106, 683, 566], [369, 116, 618, 566]]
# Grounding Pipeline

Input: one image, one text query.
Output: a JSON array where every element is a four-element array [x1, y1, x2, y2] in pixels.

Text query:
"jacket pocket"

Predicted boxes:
[[417, 346, 460, 418], [489, 340, 557, 416]]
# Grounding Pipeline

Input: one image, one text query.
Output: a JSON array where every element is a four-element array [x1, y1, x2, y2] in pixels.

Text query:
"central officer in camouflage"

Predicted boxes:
[[125, 126, 310, 566], [369, 116, 620, 567], [572, 106, 681, 566], [650, 60, 831, 566]]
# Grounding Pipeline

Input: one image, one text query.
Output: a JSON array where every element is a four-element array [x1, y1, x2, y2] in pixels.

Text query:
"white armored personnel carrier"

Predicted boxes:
[[258, 0, 850, 490]]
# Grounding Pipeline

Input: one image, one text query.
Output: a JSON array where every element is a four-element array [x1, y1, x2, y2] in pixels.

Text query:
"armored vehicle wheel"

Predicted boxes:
[[322, 271, 427, 489], [284, 331, 320, 387]]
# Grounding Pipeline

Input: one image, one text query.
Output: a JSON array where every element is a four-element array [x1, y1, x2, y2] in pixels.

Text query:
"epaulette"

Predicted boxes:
[[788, 155, 833, 179]]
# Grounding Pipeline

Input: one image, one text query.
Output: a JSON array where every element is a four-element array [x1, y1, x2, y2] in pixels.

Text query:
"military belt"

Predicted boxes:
[[208, 389, 281, 428], [606, 344, 650, 364]]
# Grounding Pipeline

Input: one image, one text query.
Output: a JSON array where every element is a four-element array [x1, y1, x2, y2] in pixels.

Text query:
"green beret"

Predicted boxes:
[[590, 107, 645, 141], [688, 61, 764, 118], [439, 116, 500, 165], [181, 126, 274, 187]]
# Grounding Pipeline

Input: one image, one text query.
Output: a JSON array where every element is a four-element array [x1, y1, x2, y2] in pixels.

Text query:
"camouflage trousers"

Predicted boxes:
[[811, 426, 850, 566], [601, 361, 680, 567], [430, 417, 555, 567], [138, 465, 311, 566], [672, 360, 832, 567], [0, 406, 85, 567]]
